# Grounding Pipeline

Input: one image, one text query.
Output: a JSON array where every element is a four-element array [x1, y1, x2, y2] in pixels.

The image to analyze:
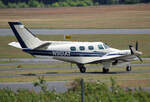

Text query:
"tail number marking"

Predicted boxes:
[[52, 51, 70, 56]]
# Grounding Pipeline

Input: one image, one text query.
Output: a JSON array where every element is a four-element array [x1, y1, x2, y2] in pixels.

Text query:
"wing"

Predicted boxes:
[[87, 53, 135, 64]]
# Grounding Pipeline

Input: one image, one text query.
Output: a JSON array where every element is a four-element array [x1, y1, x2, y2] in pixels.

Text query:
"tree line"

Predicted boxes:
[[0, 0, 150, 8]]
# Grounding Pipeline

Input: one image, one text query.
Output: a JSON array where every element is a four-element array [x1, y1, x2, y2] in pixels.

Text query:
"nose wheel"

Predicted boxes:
[[80, 67, 86, 73], [103, 68, 109, 73], [126, 66, 131, 71]]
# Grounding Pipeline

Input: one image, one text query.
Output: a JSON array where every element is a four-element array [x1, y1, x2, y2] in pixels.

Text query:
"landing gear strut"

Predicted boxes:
[[103, 68, 109, 73], [77, 64, 86, 73], [126, 66, 132, 71], [102, 62, 110, 73]]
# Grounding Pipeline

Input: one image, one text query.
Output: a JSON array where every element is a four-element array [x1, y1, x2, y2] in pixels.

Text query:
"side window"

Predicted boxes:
[[70, 46, 76, 51], [98, 44, 104, 50], [103, 43, 110, 49], [79, 46, 85, 51], [88, 46, 94, 50]]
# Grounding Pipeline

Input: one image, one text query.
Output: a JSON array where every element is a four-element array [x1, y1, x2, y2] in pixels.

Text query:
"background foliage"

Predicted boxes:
[[0, 78, 150, 102], [0, 0, 150, 8]]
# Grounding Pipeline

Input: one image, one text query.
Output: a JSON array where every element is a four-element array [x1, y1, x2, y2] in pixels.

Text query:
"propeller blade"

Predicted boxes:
[[136, 41, 138, 51], [137, 56, 143, 62], [129, 42, 143, 63], [129, 45, 135, 55]]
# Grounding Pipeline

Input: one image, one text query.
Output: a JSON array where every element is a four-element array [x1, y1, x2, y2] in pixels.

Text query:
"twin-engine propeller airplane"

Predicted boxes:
[[8, 22, 143, 73]]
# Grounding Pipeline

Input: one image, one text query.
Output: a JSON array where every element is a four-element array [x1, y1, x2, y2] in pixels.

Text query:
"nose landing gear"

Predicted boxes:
[[103, 68, 109, 73], [126, 66, 132, 71]]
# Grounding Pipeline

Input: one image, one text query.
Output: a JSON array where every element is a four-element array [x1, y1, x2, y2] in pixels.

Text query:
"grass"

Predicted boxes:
[[0, 34, 150, 58], [0, 4, 150, 29], [0, 60, 16, 63]]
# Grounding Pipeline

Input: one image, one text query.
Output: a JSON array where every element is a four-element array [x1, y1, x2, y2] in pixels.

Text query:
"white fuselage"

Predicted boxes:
[[28, 41, 135, 64]]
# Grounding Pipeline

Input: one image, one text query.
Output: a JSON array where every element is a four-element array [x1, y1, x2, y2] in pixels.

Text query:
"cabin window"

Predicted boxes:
[[70, 46, 76, 51], [103, 44, 110, 49], [79, 46, 85, 51], [88, 46, 94, 50], [98, 44, 104, 50]]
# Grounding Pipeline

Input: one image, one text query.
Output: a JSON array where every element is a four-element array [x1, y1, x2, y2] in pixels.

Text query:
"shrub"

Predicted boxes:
[[68, 1, 77, 6], [39, 2, 45, 8], [51, 2, 60, 7], [60, 2, 69, 7], [33, 76, 48, 93], [18, 2, 29, 8], [17, 64, 22, 68], [8, 3, 19, 8], [124, 0, 140, 4], [0, 1, 6, 8], [28, 0, 41, 8]]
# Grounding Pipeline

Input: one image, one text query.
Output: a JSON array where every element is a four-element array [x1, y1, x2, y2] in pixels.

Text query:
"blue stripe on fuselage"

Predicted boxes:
[[107, 53, 125, 56], [23, 49, 106, 57]]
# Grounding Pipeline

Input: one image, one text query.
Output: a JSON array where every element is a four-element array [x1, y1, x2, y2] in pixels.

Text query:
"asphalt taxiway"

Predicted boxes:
[[0, 29, 150, 36], [0, 81, 71, 93]]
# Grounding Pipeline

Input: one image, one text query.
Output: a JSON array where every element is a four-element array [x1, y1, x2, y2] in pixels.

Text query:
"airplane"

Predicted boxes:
[[8, 22, 143, 73]]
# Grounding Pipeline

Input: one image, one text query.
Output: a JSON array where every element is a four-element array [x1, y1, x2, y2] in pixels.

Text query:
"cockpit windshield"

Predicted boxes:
[[103, 43, 110, 49]]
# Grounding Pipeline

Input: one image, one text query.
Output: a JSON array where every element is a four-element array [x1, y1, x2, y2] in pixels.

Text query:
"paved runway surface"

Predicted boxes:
[[0, 81, 71, 93], [0, 29, 150, 36]]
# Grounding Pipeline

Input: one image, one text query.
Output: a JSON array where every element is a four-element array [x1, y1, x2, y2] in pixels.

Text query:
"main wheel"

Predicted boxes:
[[103, 68, 109, 73], [126, 66, 131, 71], [80, 67, 86, 73], [77, 64, 86, 73]]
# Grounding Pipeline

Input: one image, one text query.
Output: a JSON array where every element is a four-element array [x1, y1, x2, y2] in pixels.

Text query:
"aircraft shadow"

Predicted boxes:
[[45, 72, 58, 74], [84, 71, 130, 74], [21, 73, 37, 76]]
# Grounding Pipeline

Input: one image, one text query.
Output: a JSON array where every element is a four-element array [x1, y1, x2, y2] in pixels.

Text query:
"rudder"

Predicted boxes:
[[8, 22, 43, 49]]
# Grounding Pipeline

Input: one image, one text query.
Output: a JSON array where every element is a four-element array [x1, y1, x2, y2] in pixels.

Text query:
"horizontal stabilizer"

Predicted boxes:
[[8, 42, 22, 49]]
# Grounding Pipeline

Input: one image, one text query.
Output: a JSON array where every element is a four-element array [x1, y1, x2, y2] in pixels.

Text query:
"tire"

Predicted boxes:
[[80, 67, 86, 73], [126, 66, 131, 71], [103, 68, 109, 73]]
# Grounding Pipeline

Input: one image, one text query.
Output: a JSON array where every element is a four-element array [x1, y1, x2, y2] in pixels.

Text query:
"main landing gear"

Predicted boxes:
[[103, 68, 109, 73], [76, 64, 132, 73], [77, 64, 86, 73], [126, 65, 132, 71]]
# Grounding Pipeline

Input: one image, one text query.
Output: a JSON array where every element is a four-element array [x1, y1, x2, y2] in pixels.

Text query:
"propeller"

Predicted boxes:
[[129, 41, 143, 62], [136, 41, 138, 51]]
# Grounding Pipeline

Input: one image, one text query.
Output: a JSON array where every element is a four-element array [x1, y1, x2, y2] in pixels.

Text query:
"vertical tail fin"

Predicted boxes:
[[8, 22, 43, 49]]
